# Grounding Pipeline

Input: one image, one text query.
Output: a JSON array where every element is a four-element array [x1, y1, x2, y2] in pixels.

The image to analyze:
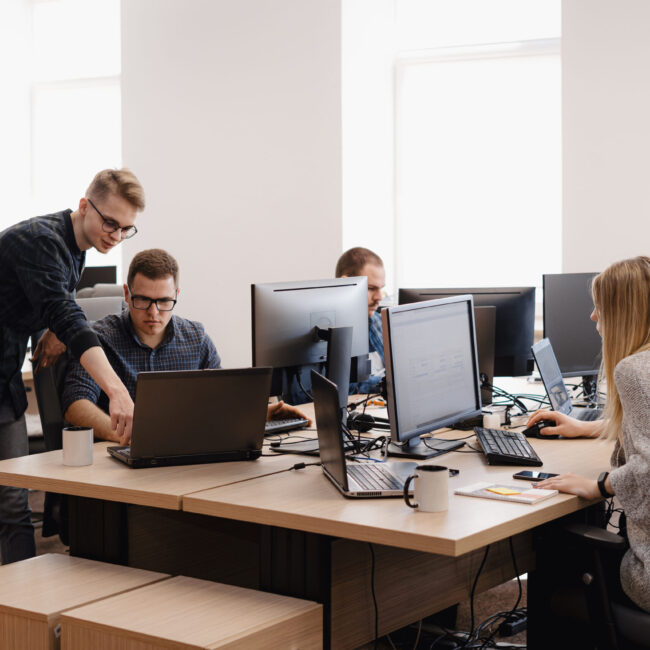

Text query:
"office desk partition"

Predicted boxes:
[[0, 432, 614, 648]]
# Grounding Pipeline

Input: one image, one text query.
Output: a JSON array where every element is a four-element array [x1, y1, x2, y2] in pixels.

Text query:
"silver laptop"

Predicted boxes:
[[108, 367, 272, 468], [532, 339, 602, 421], [311, 370, 417, 498]]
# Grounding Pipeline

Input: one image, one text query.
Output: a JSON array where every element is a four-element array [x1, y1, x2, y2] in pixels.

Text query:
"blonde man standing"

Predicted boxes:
[[0, 168, 144, 564]]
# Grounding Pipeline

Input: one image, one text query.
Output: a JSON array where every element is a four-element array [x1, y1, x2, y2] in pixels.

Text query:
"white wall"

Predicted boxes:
[[121, 0, 342, 367], [562, 0, 650, 272], [0, 0, 31, 231], [342, 0, 395, 288]]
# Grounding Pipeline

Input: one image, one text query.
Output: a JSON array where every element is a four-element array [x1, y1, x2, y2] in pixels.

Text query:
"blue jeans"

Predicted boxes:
[[0, 404, 35, 564]]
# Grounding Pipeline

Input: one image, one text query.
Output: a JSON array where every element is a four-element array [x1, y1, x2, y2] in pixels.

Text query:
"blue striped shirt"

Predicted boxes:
[[62, 309, 220, 414]]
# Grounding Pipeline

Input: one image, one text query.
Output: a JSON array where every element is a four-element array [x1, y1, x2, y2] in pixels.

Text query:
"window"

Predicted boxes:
[[1, 0, 122, 272], [394, 0, 561, 290]]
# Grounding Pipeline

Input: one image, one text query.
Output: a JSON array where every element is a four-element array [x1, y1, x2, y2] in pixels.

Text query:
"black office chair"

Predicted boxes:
[[30, 331, 70, 541], [31, 295, 125, 541], [562, 521, 650, 650]]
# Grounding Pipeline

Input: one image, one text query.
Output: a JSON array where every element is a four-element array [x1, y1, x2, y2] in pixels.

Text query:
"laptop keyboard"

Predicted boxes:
[[577, 408, 602, 422], [116, 446, 131, 457], [264, 417, 310, 435], [347, 463, 402, 491], [474, 427, 543, 466]]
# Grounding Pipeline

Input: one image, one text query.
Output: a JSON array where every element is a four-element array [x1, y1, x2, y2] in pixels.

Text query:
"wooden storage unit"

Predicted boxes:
[[61, 575, 323, 649], [0, 554, 168, 650]]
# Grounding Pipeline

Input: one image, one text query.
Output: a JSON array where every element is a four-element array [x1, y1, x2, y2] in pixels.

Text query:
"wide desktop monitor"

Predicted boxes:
[[252, 277, 370, 409], [543, 272, 601, 383], [399, 286, 536, 377], [382, 295, 482, 459]]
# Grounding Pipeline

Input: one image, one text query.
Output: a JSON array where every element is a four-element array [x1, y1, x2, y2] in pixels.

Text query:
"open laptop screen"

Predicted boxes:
[[311, 371, 348, 490]]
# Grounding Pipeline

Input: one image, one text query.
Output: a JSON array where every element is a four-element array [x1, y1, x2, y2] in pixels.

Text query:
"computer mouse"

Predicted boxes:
[[522, 419, 560, 439]]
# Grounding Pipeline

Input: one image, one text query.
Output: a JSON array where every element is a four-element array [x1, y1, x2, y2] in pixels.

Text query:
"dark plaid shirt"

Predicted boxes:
[[62, 310, 221, 414], [0, 210, 99, 417]]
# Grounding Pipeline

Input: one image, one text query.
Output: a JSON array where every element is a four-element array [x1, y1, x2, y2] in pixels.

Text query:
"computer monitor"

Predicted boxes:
[[399, 286, 536, 377], [78, 265, 117, 289], [382, 295, 482, 459], [543, 272, 601, 390], [251, 277, 370, 410]]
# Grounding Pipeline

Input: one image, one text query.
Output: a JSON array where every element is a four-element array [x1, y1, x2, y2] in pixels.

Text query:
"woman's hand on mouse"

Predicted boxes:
[[526, 410, 600, 438]]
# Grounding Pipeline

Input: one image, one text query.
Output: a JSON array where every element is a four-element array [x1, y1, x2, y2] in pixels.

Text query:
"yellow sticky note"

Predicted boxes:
[[486, 487, 521, 496]]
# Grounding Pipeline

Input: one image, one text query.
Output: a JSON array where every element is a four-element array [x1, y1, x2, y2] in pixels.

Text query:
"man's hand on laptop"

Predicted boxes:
[[109, 388, 135, 445], [267, 401, 311, 426]]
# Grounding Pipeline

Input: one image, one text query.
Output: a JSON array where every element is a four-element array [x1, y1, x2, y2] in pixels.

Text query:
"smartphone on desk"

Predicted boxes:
[[512, 470, 559, 482]]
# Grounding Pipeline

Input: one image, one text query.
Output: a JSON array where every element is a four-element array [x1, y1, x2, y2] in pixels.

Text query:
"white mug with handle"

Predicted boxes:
[[403, 464, 449, 512]]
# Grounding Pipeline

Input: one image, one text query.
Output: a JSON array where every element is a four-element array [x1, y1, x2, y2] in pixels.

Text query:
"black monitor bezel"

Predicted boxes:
[[543, 272, 601, 378], [382, 294, 482, 446], [399, 286, 536, 377]]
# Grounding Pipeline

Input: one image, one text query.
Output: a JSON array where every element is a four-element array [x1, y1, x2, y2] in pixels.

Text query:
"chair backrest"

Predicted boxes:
[[32, 296, 124, 450], [76, 283, 124, 298], [76, 296, 125, 321]]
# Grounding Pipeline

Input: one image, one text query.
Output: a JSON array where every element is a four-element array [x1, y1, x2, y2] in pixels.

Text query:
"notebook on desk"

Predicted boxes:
[[532, 339, 603, 421], [312, 371, 417, 498], [108, 367, 272, 468]]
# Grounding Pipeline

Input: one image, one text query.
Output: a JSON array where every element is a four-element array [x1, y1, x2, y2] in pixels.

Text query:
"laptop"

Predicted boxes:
[[311, 370, 417, 498], [531, 339, 602, 421], [108, 367, 272, 468]]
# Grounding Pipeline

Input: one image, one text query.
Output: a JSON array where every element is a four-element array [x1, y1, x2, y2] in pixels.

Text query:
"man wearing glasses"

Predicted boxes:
[[335, 247, 387, 394], [62, 249, 307, 444], [0, 168, 144, 563]]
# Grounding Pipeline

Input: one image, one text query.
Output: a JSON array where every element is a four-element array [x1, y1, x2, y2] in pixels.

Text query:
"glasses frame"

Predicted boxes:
[[87, 197, 138, 239], [127, 288, 178, 312]]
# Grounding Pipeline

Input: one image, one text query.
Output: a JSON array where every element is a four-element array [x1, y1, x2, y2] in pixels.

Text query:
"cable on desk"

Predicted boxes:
[[225, 461, 321, 480]]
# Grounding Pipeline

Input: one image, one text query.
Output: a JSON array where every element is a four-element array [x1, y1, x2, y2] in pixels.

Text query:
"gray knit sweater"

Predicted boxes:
[[609, 348, 650, 612]]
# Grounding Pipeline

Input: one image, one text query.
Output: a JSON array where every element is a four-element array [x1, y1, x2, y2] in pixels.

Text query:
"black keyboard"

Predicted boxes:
[[474, 427, 543, 466], [347, 463, 402, 491], [264, 417, 310, 435]]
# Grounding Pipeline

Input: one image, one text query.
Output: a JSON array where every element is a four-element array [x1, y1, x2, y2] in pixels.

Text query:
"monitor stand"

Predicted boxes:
[[387, 436, 464, 460], [581, 375, 598, 400]]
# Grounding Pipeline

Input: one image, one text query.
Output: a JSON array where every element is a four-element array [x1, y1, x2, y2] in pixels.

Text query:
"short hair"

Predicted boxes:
[[127, 249, 179, 288], [592, 255, 650, 441], [86, 168, 145, 211], [335, 247, 383, 278]]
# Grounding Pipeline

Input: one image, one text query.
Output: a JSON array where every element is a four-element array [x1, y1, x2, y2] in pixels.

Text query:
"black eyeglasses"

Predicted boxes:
[[87, 198, 138, 239], [127, 288, 177, 312]]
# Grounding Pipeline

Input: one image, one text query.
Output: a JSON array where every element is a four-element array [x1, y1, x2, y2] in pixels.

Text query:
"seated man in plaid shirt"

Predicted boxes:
[[335, 247, 386, 394], [62, 248, 307, 443]]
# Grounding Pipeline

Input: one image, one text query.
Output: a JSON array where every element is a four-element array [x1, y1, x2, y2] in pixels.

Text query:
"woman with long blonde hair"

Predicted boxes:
[[528, 255, 650, 612]]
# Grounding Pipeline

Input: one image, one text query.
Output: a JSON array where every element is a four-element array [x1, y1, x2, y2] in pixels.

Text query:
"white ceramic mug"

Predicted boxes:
[[62, 426, 94, 466], [403, 464, 449, 512]]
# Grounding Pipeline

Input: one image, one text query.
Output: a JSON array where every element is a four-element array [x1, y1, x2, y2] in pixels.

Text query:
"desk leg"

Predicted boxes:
[[67, 496, 128, 564], [260, 526, 333, 648]]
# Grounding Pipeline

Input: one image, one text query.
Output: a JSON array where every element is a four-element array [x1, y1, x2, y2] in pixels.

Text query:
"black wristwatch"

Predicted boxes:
[[597, 471, 612, 498]]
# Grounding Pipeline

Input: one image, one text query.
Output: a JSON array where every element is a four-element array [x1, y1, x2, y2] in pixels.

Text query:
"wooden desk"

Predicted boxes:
[[0, 441, 302, 511], [184, 434, 612, 556], [0, 431, 613, 648]]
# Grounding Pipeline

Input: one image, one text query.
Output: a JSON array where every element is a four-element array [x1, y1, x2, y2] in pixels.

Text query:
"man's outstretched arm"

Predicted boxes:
[[65, 399, 119, 443]]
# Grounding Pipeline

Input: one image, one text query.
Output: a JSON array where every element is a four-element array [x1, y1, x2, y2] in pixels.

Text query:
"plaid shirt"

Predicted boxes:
[[62, 310, 221, 414], [349, 311, 385, 394], [368, 310, 385, 365], [0, 210, 99, 417]]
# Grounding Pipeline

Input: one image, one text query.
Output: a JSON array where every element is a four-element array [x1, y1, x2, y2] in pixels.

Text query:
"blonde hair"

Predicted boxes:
[[86, 168, 145, 211], [592, 256, 650, 440]]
